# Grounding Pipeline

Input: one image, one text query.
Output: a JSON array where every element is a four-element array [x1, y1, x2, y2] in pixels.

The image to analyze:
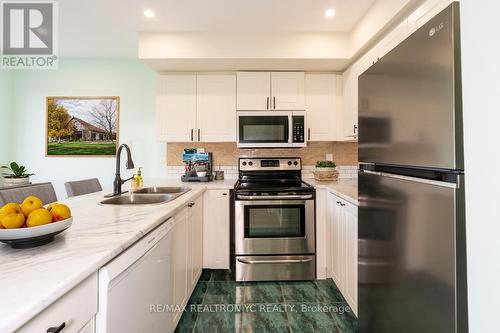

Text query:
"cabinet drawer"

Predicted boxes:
[[17, 273, 98, 333]]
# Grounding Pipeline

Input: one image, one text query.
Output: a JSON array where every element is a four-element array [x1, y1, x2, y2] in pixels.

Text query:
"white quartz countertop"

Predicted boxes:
[[303, 178, 358, 206], [0, 179, 235, 333]]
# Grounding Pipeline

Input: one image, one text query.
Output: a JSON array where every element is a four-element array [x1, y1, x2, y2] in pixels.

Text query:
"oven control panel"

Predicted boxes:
[[239, 158, 301, 171]]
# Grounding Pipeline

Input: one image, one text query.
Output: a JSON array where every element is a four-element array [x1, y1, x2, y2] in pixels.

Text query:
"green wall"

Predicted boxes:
[[10, 58, 164, 198], [0, 70, 13, 165]]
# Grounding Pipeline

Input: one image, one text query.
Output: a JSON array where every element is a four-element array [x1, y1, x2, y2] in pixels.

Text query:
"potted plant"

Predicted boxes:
[[1, 162, 35, 187], [314, 160, 338, 181]]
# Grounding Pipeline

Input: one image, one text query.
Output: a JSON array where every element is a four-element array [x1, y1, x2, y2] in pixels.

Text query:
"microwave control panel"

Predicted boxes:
[[292, 116, 305, 143]]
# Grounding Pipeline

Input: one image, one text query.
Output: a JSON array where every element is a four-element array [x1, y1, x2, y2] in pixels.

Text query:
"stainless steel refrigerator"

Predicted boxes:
[[358, 3, 467, 332]]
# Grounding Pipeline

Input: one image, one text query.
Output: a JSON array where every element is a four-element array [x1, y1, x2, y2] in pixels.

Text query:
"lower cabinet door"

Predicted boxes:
[[172, 208, 189, 326], [189, 195, 204, 289], [78, 318, 95, 333], [344, 203, 358, 315], [203, 190, 230, 269], [17, 274, 98, 333]]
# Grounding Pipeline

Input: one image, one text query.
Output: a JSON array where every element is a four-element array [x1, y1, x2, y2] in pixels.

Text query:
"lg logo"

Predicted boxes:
[[1, 1, 55, 55], [429, 22, 444, 37]]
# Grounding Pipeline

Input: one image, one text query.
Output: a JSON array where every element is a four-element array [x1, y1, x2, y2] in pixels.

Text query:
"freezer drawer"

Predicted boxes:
[[358, 170, 467, 333], [236, 255, 315, 282]]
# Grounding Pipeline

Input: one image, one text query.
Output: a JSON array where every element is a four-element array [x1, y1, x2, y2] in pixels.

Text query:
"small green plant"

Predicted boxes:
[[1, 162, 35, 178], [315, 160, 336, 168]]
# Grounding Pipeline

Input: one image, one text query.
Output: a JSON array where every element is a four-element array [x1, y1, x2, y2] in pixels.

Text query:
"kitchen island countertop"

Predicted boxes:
[[0, 179, 236, 333]]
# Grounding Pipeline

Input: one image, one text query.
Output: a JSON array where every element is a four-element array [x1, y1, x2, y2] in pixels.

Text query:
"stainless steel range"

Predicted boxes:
[[234, 157, 316, 282]]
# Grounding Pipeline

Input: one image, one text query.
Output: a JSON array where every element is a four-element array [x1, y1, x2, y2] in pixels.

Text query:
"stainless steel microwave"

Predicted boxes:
[[237, 111, 306, 148]]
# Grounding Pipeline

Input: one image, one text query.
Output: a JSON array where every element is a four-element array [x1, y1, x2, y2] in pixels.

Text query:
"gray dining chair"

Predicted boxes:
[[65, 178, 102, 197], [0, 182, 58, 206]]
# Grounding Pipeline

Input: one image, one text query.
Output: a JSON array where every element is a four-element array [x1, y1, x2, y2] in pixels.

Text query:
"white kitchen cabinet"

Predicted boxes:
[[17, 273, 98, 333], [171, 207, 189, 326], [237, 71, 305, 110], [78, 318, 95, 333], [188, 195, 203, 289], [344, 202, 358, 315], [196, 74, 237, 142], [271, 72, 305, 110], [156, 75, 197, 142], [342, 67, 358, 140], [305, 73, 342, 141], [326, 192, 358, 316], [375, 19, 409, 61], [236, 72, 271, 110], [157, 74, 237, 142], [408, 0, 453, 34], [203, 189, 230, 269]]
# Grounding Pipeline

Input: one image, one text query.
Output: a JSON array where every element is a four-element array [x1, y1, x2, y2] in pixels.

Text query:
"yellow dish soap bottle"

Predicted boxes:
[[135, 167, 144, 188]]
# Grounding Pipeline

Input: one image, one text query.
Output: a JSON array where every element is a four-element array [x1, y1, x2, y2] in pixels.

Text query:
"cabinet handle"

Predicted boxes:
[[266, 97, 269, 110], [191, 129, 194, 141], [354, 125, 358, 134], [222, 193, 228, 196], [308, 128, 311, 141], [187, 202, 195, 208], [336, 201, 342, 204], [340, 203, 346, 206], [273, 97, 276, 109], [198, 129, 201, 141], [47, 322, 66, 333]]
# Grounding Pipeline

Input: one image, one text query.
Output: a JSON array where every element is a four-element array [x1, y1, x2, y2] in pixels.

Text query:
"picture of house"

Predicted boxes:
[[70, 117, 113, 141], [46, 97, 119, 156]]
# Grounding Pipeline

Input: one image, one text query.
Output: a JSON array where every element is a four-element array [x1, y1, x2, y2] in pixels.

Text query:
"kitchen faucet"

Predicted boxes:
[[108, 144, 135, 197]]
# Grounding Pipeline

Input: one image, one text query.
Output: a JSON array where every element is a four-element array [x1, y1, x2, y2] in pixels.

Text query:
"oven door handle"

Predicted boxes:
[[237, 258, 313, 264], [237, 194, 313, 200]]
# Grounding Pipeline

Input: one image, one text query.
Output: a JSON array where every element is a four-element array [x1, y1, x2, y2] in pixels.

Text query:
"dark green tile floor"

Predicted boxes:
[[175, 270, 358, 333]]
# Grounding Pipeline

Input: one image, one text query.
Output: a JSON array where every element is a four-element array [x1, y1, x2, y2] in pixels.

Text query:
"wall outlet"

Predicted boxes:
[[326, 154, 333, 161]]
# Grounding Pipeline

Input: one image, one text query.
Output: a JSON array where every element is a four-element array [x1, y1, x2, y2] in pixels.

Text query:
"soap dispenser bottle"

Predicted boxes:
[[135, 167, 144, 188]]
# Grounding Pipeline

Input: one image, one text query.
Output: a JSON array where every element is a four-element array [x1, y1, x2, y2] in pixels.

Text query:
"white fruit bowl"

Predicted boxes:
[[0, 217, 73, 249]]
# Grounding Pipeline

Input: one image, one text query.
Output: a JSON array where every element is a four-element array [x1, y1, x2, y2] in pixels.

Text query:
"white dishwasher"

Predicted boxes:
[[96, 218, 174, 333]]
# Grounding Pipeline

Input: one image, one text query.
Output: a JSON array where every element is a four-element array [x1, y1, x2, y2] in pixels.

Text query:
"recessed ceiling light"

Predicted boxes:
[[144, 9, 155, 18], [325, 8, 336, 18]]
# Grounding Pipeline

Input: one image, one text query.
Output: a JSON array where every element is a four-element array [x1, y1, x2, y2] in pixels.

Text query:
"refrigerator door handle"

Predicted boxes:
[[361, 170, 459, 189]]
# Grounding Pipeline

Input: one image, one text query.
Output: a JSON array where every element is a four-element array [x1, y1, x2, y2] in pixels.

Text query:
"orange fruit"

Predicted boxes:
[[26, 208, 53, 227]]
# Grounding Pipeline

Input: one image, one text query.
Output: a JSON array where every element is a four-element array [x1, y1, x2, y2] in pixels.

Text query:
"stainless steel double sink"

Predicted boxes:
[[100, 186, 191, 205]]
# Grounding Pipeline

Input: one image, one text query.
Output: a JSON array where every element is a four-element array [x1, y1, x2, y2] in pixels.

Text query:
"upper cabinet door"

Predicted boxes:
[[342, 67, 358, 139], [236, 72, 271, 110], [305, 73, 341, 141], [271, 72, 305, 110], [196, 74, 237, 142], [156, 75, 197, 142]]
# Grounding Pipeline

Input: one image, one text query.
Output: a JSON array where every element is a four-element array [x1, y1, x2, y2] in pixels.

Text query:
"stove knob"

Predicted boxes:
[[288, 161, 292, 166], [293, 161, 298, 166], [248, 161, 253, 166], [242, 161, 247, 166]]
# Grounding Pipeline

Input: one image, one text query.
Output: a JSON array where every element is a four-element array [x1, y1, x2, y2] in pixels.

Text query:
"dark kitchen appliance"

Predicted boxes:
[[237, 111, 306, 148], [358, 3, 467, 333], [234, 157, 315, 281]]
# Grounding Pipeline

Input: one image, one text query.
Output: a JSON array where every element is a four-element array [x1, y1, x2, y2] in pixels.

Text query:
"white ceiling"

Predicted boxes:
[[58, 0, 376, 57]]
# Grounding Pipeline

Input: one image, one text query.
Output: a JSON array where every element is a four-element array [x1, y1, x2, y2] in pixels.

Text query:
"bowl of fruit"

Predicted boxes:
[[0, 196, 72, 248]]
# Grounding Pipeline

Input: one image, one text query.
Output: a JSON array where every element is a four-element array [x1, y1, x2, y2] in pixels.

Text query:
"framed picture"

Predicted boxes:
[[46, 97, 120, 157]]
